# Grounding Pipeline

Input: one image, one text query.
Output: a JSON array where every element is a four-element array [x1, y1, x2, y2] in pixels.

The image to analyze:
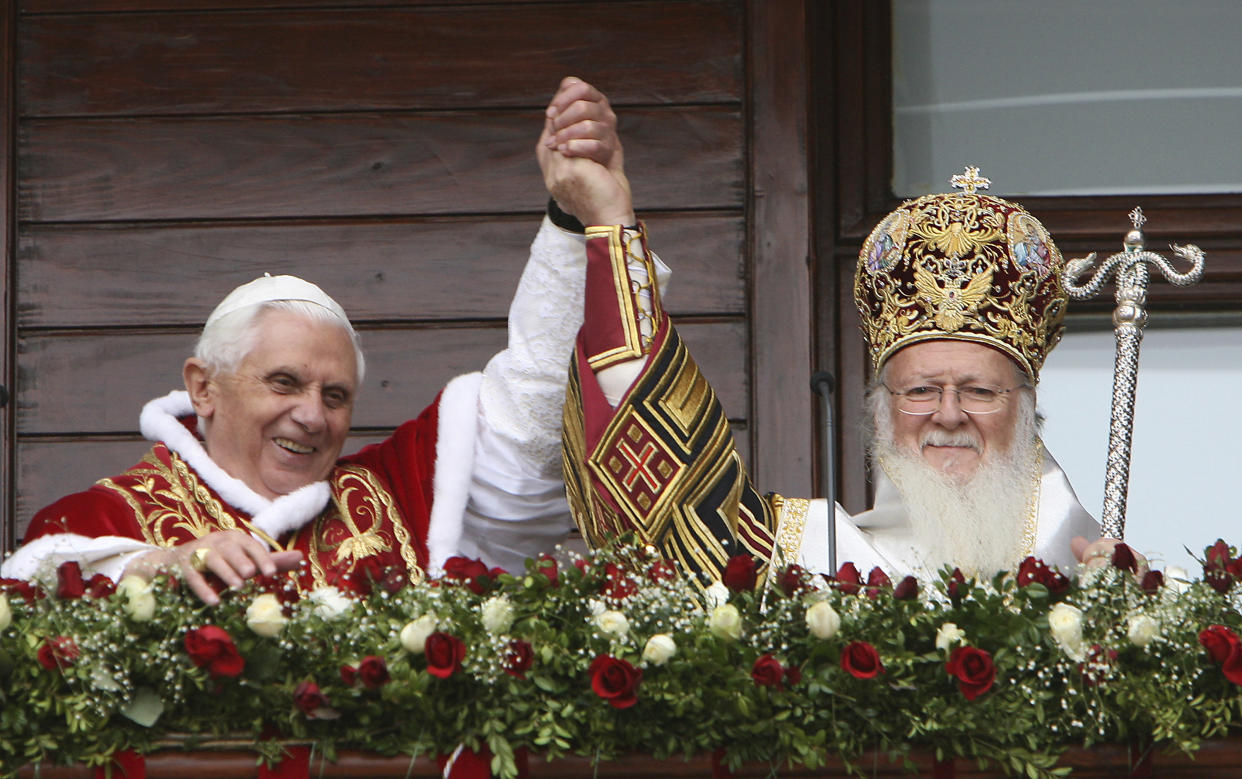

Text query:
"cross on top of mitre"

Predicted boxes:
[[950, 165, 991, 195]]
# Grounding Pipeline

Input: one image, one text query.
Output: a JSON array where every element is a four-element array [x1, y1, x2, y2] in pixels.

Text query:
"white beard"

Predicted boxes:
[[871, 398, 1040, 576]]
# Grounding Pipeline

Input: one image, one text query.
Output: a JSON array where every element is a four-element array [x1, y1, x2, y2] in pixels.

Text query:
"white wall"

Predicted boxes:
[[892, 0, 1242, 196], [1039, 325, 1242, 571]]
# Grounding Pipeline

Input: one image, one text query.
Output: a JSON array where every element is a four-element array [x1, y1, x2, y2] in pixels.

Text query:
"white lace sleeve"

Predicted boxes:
[[455, 217, 588, 572]]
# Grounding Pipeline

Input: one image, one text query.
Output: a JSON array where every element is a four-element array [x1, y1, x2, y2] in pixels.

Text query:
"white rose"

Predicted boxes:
[[119, 688, 165, 728], [308, 586, 353, 621], [117, 575, 156, 622], [705, 581, 730, 610], [595, 609, 630, 637], [805, 600, 841, 640], [481, 596, 516, 635], [245, 593, 288, 638], [708, 603, 742, 640], [587, 598, 607, 617], [935, 622, 966, 652], [0, 592, 11, 631], [400, 613, 438, 654], [1127, 614, 1160, 647], [642, 634, 677, 665], [1048, 602, 1085, 660], [1164, 566, 1191, 596]]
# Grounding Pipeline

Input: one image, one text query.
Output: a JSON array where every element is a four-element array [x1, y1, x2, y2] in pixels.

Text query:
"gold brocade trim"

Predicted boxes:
[[1019, 445, 1045, 560], [98, 449, 286, 551], [773, 496, 810, 567], [585, 224, 645, 370], [307, 465, 424, 589]]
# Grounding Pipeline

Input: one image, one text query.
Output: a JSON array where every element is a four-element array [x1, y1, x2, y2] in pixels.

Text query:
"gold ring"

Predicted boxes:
[[190, 547, 211, 573]]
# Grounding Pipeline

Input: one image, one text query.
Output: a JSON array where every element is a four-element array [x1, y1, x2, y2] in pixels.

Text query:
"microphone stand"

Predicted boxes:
[[810, 371, 836, 573]]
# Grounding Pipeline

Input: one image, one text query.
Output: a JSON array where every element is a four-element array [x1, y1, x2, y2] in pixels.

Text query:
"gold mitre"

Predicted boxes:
[[853, 167, 1069, 382]]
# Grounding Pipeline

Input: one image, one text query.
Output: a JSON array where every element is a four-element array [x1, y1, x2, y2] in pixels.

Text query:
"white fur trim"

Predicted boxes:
[[426, 372, 483, 575], [0, 533, 151, 583], [138, 390, 331, 544]]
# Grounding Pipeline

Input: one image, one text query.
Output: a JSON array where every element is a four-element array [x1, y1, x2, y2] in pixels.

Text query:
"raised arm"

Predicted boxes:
[[448, 78, 638, 573]]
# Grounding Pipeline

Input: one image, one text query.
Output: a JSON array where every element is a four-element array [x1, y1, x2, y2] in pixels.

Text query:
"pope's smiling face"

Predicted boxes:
[[883, 340, 1026, 481], [187, 308, 358, 499]]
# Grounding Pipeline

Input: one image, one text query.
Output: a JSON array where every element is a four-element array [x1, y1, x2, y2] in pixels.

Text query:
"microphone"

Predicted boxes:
[[810, 371, 837, 573]]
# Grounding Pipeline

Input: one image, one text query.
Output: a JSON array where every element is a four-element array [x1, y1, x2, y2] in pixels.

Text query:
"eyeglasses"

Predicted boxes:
[[884, 384, 1026, 415]]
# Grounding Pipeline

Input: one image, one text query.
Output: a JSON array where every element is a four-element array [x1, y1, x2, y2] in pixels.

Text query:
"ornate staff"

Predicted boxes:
[[1061, 208, 1205, 538]]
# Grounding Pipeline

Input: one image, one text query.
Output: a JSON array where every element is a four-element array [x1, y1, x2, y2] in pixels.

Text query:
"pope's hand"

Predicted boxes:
[[123, 530, 302, 606], [536, 76, 634, 227]]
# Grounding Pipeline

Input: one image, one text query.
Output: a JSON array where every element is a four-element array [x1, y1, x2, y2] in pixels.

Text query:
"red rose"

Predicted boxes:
[[866, 567, 891, 590], [1016, 557, 1069, 597], [1111, 543, 1138, 573], [1044, 570, 1070, 597], [1206, 563, 1234, 594], [893, 576, 919, 601], [647, 559, 677, 584], [504, 639, 534, 679], [589, 654, 642, 709], [442, 556, 489, 595], [380, 566, 409, 594], [945, 646, 995, 700], [293, 681, 328, 715], [1140, 570, 1164, 595], [358, 655, 390, 688], [86, 574, 116, 599], [1199, 624, 1240, 664], [56, 561, 86, 600], [37, 636, 80, 671], [751, 654, 785, 689], [722, 555, 758, 592], [778, 564, 809, 597], [947, 568, 967, 603], [339, 664, 357, 686], [425, 632, 467, 679], [1079, 643, 1118, 687], [184, 625, 245, 678], [536, 555, 560, 586], [603, 563, 637, 600], [1, 577, 41, 603], [784, 665, 802, 686], [1223, 645, 1242, 686], [840, 641, 883, 679], [1016, 556, 1038, 586], [833, 562, 862, 595], [1229, 558, 1242, 581], [1207, 539, 1233, 566]]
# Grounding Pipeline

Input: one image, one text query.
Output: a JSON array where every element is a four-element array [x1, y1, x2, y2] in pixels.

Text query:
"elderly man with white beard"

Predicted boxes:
[[562, 166, 1110, 581]]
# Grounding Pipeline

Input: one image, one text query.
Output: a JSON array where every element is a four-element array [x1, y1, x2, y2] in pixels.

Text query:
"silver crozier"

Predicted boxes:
[[1061, 208, 1205, 539]]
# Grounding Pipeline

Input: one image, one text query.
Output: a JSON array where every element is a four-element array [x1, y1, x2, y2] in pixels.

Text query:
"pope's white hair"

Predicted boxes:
[[193, 300, 366, 385]]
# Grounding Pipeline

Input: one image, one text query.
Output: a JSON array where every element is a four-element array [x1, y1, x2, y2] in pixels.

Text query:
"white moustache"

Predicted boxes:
[[920, 431, 981, 451]]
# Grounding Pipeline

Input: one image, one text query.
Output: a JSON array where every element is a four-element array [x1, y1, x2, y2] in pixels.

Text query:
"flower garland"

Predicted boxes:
[[2, 539, 1242, 779]]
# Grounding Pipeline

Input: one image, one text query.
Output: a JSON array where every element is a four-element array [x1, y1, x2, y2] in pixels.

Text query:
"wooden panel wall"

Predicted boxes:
[[6, 0, 819, 544]]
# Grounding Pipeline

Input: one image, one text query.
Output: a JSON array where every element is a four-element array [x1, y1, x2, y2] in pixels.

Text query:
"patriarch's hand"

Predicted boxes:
[[536, 76, 634, 226]]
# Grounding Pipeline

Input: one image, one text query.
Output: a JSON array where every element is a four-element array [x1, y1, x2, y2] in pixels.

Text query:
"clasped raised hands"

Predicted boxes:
[[537, 77, 635, 227]]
